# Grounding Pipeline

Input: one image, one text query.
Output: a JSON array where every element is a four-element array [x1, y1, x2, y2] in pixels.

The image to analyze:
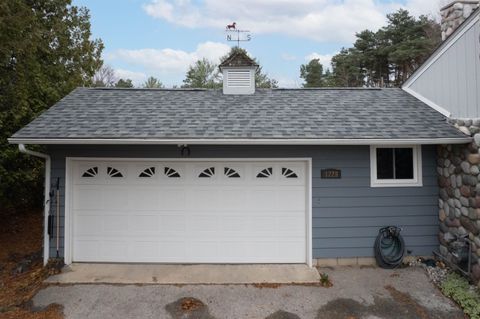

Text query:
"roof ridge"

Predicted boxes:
[[82, 87, 210, 91], [79, 87, 391, 91]]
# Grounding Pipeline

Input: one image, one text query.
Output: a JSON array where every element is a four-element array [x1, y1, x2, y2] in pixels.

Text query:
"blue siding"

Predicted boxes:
[[46, 145, 439, 259]]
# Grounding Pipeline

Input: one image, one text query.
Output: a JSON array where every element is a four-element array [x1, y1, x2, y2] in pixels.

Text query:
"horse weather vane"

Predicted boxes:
[[225, 22, 251, 47]]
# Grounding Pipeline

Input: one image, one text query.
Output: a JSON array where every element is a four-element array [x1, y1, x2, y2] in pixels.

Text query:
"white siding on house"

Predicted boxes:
[[404, 13, 480, 118]]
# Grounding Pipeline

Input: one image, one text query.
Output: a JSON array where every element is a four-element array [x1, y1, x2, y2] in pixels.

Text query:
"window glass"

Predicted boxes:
[[395, 148, 414, 179], [376, 148, 394, 179], [376, 147, 414, 180]]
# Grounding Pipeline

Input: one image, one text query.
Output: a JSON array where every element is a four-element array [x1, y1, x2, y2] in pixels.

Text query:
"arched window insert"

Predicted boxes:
[[224, 167, 240, 178], [139, 167, 155, 177], [107, 167, 123, 177], [256, 167, 273, 178], [165, 167, 180, 178], [282, 168, 298, 178], [199, 167, 215, 178], [82, 167, 98, 177]]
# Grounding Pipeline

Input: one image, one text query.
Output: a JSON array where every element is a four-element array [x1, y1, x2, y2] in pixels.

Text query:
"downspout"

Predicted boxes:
[[18, 144, 50, 265]]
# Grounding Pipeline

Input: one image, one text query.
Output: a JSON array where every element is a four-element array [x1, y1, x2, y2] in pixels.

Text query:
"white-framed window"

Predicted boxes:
[[370, 145, 422, 187]]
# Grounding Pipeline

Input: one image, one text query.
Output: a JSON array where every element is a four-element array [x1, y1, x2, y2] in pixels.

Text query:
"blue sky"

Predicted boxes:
[[73, 0, 446, 87]]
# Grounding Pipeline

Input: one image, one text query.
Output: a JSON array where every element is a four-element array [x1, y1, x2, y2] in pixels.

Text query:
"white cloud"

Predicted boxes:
[[142, 0, 444, 42], [402, 0, 447, 18], [114, 69, 147, 86], [107, 41, 231, 77], [305, 52, 336, 70]]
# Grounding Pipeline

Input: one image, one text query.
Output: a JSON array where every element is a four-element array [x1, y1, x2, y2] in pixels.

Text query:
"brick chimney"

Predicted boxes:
[[440, 0, 479, 40]]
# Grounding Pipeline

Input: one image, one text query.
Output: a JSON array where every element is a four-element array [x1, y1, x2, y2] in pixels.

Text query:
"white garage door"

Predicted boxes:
[[70, 159, 308, 263]]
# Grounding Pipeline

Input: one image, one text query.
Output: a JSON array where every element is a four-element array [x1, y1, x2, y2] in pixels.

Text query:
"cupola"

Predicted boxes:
[[219, 50, 258, 95]]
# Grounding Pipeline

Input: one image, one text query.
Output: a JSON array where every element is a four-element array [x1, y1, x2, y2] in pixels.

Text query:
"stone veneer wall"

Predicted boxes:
[[438, 118, 480, 282], [440, 0, 479, 40]]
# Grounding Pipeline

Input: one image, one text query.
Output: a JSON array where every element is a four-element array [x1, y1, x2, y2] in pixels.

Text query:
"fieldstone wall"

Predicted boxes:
[[440, 0, 479, 40], [438, 118, 480, 282]]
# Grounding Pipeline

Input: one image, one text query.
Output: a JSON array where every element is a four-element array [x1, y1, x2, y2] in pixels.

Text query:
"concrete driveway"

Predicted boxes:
[[33, 267, 464, 319]]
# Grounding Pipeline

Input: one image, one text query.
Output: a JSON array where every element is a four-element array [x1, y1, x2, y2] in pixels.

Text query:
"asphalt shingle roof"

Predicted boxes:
[[11, 87, 467, 141]]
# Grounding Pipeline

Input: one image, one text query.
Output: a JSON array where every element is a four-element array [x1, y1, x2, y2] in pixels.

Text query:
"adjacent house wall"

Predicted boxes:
[[45, 145, 439, 261], [405, 10, 480, 118]]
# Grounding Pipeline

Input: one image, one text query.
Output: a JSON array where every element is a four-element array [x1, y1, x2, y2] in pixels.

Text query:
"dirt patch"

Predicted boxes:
[[253, 283, 283, 289], [0, 210, 63, 318], [165, 297, 215, 319], [265, 310, 301, 319], [0, 303, 63, 319], [384, 285, 430, 319], [316, 291, 465, 319]]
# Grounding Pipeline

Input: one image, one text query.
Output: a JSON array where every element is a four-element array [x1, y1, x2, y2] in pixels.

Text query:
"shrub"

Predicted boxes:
[[440, 272, 480, 319]]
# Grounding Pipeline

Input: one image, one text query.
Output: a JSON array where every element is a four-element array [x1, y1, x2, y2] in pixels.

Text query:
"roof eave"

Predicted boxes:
[[8, 137, 472, 146]]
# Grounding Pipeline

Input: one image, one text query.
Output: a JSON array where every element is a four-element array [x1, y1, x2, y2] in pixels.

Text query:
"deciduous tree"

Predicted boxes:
[[182, 58, 220, 88], [0, 0, 103, 211], [93, 65, 116, 87]]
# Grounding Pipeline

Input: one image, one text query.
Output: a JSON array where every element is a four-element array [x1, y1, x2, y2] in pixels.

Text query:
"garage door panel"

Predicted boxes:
[[189, 215, 220, 232], [220, 189, 248, 209], [71, 160, 308, 263], [159, 214, 186, 232], [188, 241, 218, 259], [134, 241, 160, 260], [103, 215, 130, 233], [157, 189, 186, 210], [218, 242, 249, 259], [74, 215, 103, 236], [278, 215, 306, 235], [73, 240, 100, 261], [102, 188, 130, 210], [221, 216, 250, 232], [131, 188, 159, 210], [277, 189, 306, 211], [73, 187, 103, 210], [158, 241, 187, 259], [249, 190, 278, 210], [186, 189, 220, 210], [132, 215, 159, 232], [100, 240, 129, 259]]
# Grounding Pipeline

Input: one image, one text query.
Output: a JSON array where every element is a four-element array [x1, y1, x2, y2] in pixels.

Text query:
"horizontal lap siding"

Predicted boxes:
[[46, 145, 438, 260], [312, 145, 438, 257]]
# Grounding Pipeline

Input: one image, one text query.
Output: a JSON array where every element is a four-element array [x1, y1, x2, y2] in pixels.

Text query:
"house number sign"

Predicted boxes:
[[321, 169, 341, 179]]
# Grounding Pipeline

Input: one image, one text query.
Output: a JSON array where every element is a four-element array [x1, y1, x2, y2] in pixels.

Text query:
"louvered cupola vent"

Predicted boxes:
[[219, 50, 258, 95]]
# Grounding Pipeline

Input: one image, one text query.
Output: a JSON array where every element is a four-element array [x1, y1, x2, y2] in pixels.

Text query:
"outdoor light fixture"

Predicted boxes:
[[178, 144, 190, 157]]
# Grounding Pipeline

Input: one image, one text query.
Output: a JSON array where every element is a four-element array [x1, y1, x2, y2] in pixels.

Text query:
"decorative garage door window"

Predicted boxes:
[[199, 167, 215, 178], [282, 167, 298, 178], [164, 167, 180, 178], [139, 167, 155, 178], [107, 167, 123, 178], [256, 167, 273, 178], [82, 166, 98, 177], [224, 167, 240, 178]]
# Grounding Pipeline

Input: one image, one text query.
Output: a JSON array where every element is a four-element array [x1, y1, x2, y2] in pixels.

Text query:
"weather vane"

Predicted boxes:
[[225, 22, 251, 47]]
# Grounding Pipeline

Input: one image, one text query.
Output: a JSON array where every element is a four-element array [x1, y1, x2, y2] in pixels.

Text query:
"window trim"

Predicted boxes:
[[370, 145, 422, 187]]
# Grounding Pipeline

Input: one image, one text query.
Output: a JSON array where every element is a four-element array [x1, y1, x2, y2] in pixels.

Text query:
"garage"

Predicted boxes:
[[68, 159, 310, 263]]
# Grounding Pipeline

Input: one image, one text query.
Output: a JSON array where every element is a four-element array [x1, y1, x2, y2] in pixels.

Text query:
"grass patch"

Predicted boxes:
[[440, 272, 480, 319]]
